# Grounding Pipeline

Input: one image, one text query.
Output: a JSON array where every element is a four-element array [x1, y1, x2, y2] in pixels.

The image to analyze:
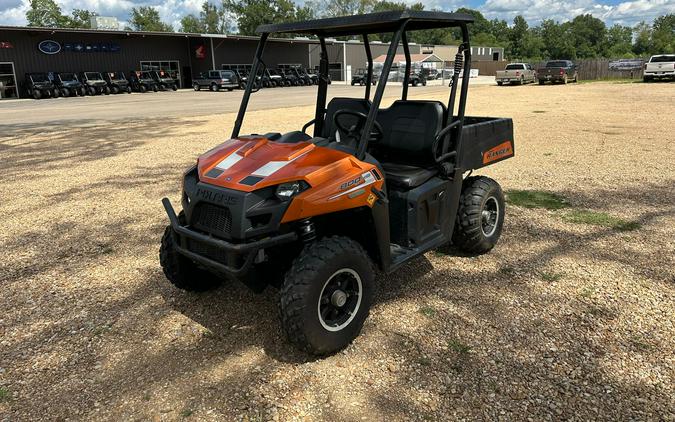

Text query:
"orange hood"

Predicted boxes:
[[198, 137, 369, 192]]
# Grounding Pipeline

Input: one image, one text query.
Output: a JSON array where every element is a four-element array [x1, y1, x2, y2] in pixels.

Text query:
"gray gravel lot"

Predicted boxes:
[[0, 80, 673, 421]]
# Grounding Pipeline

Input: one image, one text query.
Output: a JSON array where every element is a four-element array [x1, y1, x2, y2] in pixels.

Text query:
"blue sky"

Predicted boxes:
[[1, 0, 673, 30]]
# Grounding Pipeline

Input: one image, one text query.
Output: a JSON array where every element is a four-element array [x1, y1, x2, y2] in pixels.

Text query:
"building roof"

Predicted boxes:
[[373, 53, 443, 63], [0, 25, 322, 44], [256, 11, 474, 37]]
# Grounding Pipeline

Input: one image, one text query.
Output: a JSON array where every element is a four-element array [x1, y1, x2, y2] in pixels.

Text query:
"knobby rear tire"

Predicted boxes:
[[452, 176, 505, 254]]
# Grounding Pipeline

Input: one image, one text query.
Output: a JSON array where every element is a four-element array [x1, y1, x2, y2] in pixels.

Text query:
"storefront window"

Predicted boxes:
[[0, 63, 18, 99], [140, 61, 181, 87]]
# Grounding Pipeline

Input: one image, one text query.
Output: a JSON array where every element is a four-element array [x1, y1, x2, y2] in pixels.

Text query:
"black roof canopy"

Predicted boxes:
[[256, 11, 474, 37]]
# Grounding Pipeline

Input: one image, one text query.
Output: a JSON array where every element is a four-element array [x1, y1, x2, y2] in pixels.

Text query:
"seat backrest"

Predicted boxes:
[[373, 100, 446, 167], [321, 97, 372, 139]]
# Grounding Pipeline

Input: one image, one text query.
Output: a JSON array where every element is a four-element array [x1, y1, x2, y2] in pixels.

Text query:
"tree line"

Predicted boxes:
[[25, 0, 675, 59]]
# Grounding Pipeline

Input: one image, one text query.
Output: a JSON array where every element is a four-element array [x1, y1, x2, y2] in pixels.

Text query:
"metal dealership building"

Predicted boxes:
[[0, 25, 504, 99]]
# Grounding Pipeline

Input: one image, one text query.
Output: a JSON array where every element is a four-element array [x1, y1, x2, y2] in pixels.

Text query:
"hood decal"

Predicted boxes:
[[250, 151, 310, 178]]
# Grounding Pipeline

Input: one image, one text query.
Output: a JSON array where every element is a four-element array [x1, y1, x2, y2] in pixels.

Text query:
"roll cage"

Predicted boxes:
[[232, 11, 474, 167]]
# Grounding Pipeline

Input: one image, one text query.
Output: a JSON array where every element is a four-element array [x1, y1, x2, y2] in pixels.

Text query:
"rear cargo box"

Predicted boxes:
[[459, 117, 514, 171]]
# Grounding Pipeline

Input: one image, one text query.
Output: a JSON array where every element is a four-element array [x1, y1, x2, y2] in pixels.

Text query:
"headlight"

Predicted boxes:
[[276, 181, 310, 201]]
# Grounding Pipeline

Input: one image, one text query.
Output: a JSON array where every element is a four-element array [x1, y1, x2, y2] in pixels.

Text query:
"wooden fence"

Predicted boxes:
[[460, 58, 646, 79], [531, 59, 645, 80]]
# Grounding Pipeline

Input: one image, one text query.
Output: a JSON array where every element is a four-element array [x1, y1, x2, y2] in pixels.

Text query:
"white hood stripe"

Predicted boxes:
[[251, 151, 309, 177], [215, 150, 244, 170]]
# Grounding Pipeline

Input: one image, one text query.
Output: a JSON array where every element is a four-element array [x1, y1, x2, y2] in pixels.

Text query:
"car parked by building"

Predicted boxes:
[[103, 72, 132, 94], [538, 60, 578, 84], [193, 70, 239, 91], [23, 72, 58, 99], [643, 54, 675, 82], [79, 71, 110, 95], [495, 63, 536, 85], [128, 71, 158, 93], [52, 72, 86, 96]]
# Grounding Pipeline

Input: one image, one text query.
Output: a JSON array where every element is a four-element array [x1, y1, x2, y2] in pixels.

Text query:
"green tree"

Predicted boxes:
[[127, 6, 173, 32], [321, 0, 374, 17], [201, 2, 229, 33], [569, 14, 607, 57], [26, 0, 69, 27], [180, 14, 204, 33], [632, 21, 652, 55], [67, 8, 94, 29], [651, 14, 675, 53], [223, 0, 300, 36], [508, 15, 529, 58], [606, 24, 633, 57], [540, 19, 575, 59]]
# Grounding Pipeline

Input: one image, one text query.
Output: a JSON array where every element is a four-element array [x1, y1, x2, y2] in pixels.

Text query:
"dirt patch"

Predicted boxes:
[[1, 82, 674, 421]]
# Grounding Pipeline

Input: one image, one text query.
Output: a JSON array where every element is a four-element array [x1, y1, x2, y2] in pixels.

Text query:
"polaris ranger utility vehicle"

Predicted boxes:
[[128, 71, 158, 93], [79, 72, 109, 95], [24, 73, 58, 99], [52, 72, 86, 97], [160, 11, 515, 355], [150, 70, 178, 91], [103, 72, 132, 94]]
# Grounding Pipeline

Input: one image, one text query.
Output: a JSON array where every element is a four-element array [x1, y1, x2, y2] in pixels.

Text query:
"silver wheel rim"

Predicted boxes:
[[481, 196, 499, 237], [317, 268, 362, 332]]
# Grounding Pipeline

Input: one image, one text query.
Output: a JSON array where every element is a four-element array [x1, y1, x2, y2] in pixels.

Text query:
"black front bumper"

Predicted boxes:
[[162, 198, 298, 277]]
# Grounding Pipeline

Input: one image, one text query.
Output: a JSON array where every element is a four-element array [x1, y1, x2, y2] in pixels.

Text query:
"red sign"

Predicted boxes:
[[0, 42, 13, 49], [195, 44, 206, 59]]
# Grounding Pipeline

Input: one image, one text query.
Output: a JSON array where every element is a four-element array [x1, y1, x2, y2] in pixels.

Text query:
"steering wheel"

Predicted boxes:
[[332, 109, 383, 145]]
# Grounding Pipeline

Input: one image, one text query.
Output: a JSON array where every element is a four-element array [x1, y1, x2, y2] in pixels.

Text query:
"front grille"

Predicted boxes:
[[191, 203, 232, 238], [186, 238, 228, 263]]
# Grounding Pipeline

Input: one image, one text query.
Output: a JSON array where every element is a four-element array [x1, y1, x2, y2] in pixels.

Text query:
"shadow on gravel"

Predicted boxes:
[[362, 185, 675, 420], [2, 144, 674, 420], [0, 118, 203, 180]]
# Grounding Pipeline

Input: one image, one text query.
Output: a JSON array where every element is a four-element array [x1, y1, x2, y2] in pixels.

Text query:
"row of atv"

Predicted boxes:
[[24, 70, 178, 100], [217, 66, 328, 90]]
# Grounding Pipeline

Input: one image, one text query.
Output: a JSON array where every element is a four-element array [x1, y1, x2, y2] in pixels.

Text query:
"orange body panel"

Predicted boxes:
[[198, 137, 385, 223]]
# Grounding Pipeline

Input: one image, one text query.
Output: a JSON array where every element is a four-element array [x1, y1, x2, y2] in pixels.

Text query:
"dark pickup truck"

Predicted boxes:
[[538, 60, 578, 84]]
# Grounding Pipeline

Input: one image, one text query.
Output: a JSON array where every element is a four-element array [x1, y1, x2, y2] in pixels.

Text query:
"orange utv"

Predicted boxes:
[[160, 11, 515, 355]]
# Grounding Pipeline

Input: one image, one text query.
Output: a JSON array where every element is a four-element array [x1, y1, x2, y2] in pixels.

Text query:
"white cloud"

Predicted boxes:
[[0, 0, 203, 29], [481, 0, 674, 26], [1, 0, 673, 29]]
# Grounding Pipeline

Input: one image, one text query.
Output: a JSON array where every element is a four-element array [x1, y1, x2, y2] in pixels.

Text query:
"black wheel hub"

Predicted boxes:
[[319, 269, 361, 331], [481, 197, 499, 237]]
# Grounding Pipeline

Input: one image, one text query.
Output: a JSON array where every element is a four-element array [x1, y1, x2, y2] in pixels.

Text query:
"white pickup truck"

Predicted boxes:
[[495, 63, 536, 86], [643, 54, 675, 82]]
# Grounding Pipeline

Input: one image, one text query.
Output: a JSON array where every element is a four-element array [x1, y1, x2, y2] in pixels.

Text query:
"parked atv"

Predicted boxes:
[[270, 69, 292, 86], [128, 71, 158, 93], [150, 70, 178, 91], [281, 68, 302, 86], [351, 68, 377, 86], [52, 72, 86, 97], [160, 11, 515, 356], [79, 72, 110, 95], [408, 71, 427, 86], [103, 72, 132, 94], [24, 73, 58, 99]]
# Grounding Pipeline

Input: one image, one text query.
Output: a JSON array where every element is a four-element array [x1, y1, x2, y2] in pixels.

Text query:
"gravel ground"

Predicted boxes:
[[1, 81, 673, 421]]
